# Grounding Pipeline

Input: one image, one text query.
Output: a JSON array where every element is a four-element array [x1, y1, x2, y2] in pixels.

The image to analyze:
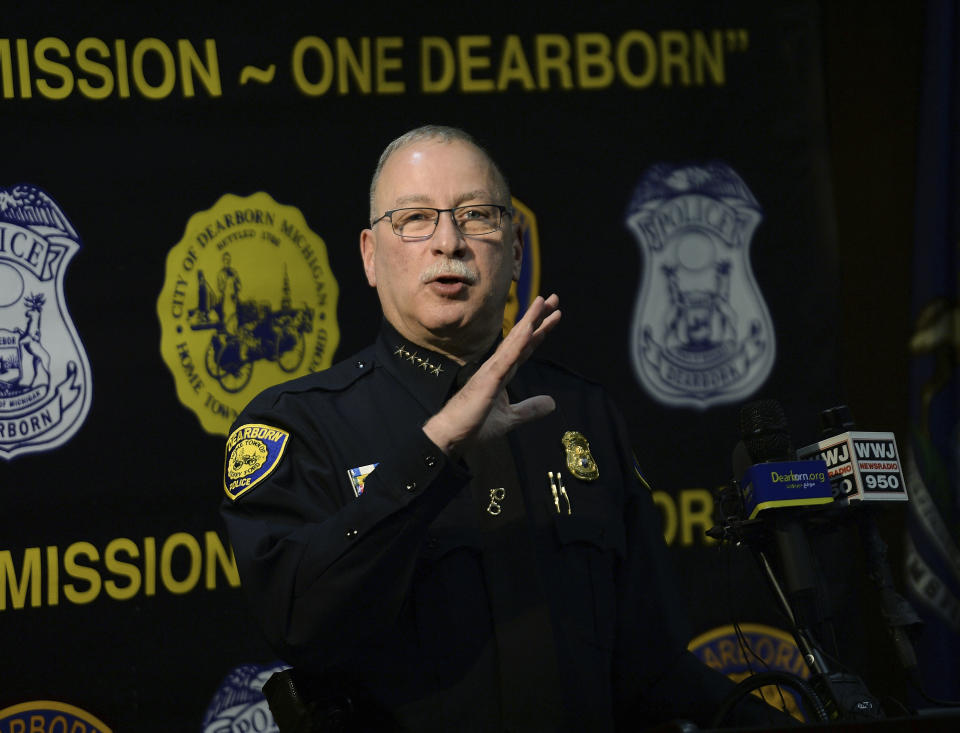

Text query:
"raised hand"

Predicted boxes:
[[423, 294, 561, 456]]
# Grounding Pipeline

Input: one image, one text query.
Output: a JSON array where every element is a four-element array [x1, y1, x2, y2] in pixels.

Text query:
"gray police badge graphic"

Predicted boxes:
[[203, 662, 287, 732], [0, 184, 92, 459], [625, 163, 775, 409]]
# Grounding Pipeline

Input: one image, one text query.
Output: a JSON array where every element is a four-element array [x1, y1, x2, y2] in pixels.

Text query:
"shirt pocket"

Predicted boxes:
[[551, 509, 626, 651]]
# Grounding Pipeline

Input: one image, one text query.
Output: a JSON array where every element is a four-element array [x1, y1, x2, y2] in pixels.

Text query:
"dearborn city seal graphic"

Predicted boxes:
[[625, 163, 775, 409], [157, 192, 339, 436], [688, 623, 809, 721], [0, 184, 92, 460], [0, 699, 112, 732]]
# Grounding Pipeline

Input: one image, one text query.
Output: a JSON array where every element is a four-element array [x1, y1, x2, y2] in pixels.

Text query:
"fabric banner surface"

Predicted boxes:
[[0, 2, 886, 729]]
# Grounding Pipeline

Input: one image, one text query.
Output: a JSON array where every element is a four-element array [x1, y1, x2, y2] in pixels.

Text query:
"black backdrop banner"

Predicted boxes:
[[1, 2, 853, 729]]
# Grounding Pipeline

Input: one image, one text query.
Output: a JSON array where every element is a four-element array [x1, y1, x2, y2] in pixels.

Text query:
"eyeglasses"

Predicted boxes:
[[371, 204, 510, 240]]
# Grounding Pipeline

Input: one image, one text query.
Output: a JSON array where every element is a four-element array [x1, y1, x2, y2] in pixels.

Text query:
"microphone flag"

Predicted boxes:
[[797, 432, 907, 504], [740, 459, 833, 519]]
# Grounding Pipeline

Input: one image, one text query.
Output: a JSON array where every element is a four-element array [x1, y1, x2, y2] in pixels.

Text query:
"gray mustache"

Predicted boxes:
[[420, 259, 479, 285]]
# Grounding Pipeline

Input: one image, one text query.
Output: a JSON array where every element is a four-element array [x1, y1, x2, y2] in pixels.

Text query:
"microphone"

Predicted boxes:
[[799, 406, 921, 682], [733, 400, 833, 520], [724, 401, 887, 719], [730, 400, 832, 631], [796, 406, 907, 505]]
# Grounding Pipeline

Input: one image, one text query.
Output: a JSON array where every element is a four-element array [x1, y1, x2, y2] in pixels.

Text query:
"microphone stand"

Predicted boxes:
[[709, 491, 884, 723]]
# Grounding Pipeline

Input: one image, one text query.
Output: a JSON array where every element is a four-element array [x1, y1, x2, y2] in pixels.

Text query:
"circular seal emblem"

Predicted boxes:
[[687, 623, 808, 721], [0, 700, 112, 732], [157, 192, 339, 435], [502, 196, 541, 334]]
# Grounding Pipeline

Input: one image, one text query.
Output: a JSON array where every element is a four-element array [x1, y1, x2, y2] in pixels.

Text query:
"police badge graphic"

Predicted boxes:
[[203, 662, 287, 733], [0, 184, 92, 460], [625, 164, 775, 409], [157, 192, 340, 436]]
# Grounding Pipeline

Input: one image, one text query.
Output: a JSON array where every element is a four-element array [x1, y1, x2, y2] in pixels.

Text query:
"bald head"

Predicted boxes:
[[369, 125, 511, 222]]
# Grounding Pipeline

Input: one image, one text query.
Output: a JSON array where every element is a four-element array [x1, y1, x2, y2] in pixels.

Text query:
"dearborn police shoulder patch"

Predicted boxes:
[[223, 423, 289, 500]]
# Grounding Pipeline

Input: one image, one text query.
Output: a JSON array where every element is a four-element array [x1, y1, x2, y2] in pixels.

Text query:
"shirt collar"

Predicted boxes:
[[376, 319, 464, 414]]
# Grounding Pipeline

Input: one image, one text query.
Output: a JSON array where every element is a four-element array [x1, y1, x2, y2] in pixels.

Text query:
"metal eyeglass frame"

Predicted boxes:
[[370, 204, 511, 240]]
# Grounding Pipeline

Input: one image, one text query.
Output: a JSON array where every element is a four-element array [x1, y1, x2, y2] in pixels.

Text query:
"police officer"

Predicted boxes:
[[221, 126, 790, 731]]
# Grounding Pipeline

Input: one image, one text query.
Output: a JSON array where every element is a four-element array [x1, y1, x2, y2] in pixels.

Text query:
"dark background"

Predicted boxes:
[[0, 1, 933, 729]]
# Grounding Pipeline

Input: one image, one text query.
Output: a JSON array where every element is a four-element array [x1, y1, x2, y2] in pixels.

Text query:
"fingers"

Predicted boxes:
[[484, 294, 561, 384]]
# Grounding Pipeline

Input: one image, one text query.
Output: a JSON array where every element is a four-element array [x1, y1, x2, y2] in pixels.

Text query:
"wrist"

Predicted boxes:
[[422, 415, 461, 457]]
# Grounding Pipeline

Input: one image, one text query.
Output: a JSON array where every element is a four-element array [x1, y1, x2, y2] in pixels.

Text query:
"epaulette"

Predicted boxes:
[[239, 346, 378, 414], [633, 453, 653, 491]]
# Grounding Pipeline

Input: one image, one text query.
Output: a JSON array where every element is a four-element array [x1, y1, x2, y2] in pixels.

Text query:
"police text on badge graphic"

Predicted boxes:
[[626, 164, 775, 409], [0, 184, 92, 460]]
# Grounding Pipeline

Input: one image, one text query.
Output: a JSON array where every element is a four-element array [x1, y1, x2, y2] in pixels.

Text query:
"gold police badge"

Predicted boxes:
[[562, 430, 599, 481]]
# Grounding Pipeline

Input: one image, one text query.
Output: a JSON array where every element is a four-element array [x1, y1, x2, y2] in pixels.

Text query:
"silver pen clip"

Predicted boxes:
[[548, 471, 561, 513], [556, 469, 571, 514]]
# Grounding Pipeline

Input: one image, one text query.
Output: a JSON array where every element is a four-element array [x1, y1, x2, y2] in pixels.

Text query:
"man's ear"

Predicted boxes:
[[360, 229, 377, 287], [510, 218, 523, 281]]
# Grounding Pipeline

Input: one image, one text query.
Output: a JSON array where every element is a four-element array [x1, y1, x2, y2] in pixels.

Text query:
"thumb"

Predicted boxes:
[[508, 395, 556, 429]]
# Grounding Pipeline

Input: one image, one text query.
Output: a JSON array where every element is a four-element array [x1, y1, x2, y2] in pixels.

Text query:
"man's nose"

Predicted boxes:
[[432, 211, 465, 254]]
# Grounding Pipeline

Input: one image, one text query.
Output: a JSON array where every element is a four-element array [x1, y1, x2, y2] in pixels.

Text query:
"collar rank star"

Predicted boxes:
[[393, 344, 444, 377], [562, 431, 599, 481]]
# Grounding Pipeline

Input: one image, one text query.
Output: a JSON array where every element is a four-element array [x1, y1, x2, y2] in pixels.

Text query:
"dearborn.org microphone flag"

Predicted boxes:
[[907, 0, 960, 703]]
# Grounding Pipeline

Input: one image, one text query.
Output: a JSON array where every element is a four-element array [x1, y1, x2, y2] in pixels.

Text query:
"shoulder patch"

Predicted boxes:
[[223, 423, 289, 500], [633, 452, 652, 491]]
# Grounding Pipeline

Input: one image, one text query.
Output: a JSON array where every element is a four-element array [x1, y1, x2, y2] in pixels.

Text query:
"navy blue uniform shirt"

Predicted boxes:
[[221, 322, 785, 731]]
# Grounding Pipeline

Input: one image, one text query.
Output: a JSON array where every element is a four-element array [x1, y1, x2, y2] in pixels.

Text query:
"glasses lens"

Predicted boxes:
[[392, 208, 439, 237], [455, 205, 501, 235]]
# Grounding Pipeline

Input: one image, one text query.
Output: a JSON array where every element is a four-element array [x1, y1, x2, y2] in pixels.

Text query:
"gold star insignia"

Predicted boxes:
[[431, 364, 444, 377], [420, 360, 431, 371], [393, 345, 406, 358], [407, 351, 419, 364]]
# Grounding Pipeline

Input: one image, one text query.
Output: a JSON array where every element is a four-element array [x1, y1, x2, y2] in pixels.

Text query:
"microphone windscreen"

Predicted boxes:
[[738, 399, 794, 462]]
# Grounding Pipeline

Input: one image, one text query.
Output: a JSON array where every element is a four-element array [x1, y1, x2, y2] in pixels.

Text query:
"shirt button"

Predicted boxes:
[[355, 360, 366, 369], [405, 481, 417, 492], [426, 536, 439, 549], [345, 528, 358, 539], [424, 455, 438, 468]]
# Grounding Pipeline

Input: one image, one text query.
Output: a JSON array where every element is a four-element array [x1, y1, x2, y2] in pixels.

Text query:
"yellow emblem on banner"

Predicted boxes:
[[562, 430, 599, 481], [501, 197, 541, 336], [157, 192, 339, 436], [0, 700, 113, 732]]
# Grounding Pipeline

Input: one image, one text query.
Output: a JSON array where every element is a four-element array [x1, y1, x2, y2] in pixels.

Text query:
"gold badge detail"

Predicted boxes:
[[562, 431, 599, 481]]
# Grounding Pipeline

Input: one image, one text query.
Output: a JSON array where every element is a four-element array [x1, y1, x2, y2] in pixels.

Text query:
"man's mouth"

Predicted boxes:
[[432, 274, 466, 285]]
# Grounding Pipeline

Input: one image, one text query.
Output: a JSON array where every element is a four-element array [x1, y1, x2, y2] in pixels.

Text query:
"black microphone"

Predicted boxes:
[[735, 399, 828, 631], [733, 399, 832, 520], [800, 406, 921, 680]]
